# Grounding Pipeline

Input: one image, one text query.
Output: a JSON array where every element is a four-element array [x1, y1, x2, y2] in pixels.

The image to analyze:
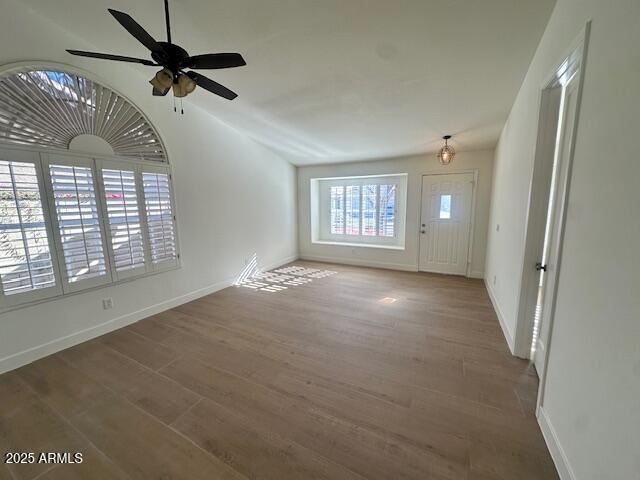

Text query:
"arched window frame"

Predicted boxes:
[[0, 63, 179, 312], [0, 62, 168, 161]]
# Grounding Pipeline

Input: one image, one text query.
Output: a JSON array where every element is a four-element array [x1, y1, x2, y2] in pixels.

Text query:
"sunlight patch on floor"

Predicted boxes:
[[235, 264, 337, 293]]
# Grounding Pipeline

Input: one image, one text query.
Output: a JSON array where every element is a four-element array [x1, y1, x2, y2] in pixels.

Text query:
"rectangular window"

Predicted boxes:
[[102, 168, 145, 275], [49, 163, 107, 284], [143, 171, 177, 265], [0, 160, 56, 295], [439, 194, 452, 219], [1, 147, 180, 311], [312, 174, 407, 249]]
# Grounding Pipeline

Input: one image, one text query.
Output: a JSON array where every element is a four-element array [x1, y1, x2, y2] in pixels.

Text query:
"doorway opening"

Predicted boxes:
[[531, 75, 571, 360], [510, 24, 590, 410]]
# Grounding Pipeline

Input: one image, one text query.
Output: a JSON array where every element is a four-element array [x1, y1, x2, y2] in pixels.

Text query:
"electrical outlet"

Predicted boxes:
[[102, 298, 113, 310], [493, 275, 497, 285]]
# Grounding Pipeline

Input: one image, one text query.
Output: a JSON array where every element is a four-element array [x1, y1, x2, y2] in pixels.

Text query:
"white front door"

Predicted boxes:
[[419, 173, 474, 275]]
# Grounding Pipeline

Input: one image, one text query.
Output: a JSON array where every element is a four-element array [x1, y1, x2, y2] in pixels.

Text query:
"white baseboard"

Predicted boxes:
[[0, 254, 298, 375], [538, 406, 575, 480], [484, 279, 515, 354], [469, 270, 485, 279], [299, 254, 418, 272], [263, 255, 299, 270]]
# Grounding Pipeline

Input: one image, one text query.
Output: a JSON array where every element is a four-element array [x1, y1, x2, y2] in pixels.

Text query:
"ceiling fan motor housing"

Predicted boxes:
[[152, 42, 190, 76]]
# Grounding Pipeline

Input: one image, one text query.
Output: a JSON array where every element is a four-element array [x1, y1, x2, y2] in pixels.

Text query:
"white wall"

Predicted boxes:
[[298, 150, 494, 275], [0, 1, 297, 373], [485, 0, 640, 478]]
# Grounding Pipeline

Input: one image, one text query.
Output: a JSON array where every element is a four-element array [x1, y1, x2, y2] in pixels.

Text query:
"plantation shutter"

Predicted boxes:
[[47, 157, 111, 291], [362, 184, 377, 236], [0, 151, 61, 306], [318, 175, 405, 247], [142, 168, 177, 268], [345, 185, 360, 235], [378, 184, 396, 237], [100, 165, 147, 279], [329, 186, 344, 234]]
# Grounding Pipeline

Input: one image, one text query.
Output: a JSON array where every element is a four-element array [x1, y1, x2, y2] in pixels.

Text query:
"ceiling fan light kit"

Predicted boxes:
[[149, 68, 173, 92], [66, 0, 245, 109], [437, 135, 455, 165], [173, 74, 197, 98]]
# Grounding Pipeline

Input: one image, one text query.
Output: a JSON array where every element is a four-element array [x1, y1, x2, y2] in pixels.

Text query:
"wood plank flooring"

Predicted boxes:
[[0, 262, 558, 479]]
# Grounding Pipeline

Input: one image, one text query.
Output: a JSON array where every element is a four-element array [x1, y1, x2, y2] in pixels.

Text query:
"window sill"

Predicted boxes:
[[311, 240, 405, 251]]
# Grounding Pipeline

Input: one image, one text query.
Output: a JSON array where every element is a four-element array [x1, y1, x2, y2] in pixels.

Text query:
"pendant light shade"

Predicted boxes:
[[149, 68, 174, 94], [437, 135, 455, 165], [172, 73, 197, 98]]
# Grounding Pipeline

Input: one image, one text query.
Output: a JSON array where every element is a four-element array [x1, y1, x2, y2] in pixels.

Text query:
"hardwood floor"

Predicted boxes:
[[0, 262, 558, 479]]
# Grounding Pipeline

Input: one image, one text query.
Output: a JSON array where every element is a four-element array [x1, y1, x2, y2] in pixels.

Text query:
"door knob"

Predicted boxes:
[[535, 262, 547, 272], [421, 230, 426, 234]]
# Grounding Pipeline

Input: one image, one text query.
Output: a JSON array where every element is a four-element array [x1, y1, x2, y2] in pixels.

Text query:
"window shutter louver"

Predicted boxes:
[[102, 168, 146, 276], [330, 186, 344, 234], [345, 185, 360, 235], [49, 163, 108, 286], [362, 184, 377, 236], [142, 171, 177, 265], [378, 184, 396, 237], [0, 160, 57, 296]]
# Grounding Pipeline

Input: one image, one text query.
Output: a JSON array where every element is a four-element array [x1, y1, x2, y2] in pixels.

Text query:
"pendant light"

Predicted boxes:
[[437, 135, 455, 165]]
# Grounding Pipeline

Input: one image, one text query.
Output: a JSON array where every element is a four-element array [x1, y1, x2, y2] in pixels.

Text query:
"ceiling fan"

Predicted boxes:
[[66, 0, 246, 101]]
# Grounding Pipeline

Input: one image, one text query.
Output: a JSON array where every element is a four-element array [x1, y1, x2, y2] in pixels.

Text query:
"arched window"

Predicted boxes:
[[0, 67, 166, 161], [0, 66, 178, 311]]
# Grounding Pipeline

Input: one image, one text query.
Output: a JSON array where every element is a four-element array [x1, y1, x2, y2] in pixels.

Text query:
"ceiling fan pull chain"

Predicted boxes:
[[173, 96, 176, 113], [181, 98, 184, 115]]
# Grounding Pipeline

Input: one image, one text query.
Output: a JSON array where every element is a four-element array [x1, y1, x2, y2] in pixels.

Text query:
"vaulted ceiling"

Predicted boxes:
[[21, 0, 556, 165]]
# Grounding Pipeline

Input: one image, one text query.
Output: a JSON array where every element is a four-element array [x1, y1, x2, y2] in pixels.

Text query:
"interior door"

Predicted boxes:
[[533, 72, 580, 375], [419, 173, 474, 275]]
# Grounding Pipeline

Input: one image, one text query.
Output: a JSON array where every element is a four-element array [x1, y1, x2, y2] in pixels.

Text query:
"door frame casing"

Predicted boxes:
[[535, 23, 590, 414], [417, 169, 479, 277], [512, 22, 591, 360]]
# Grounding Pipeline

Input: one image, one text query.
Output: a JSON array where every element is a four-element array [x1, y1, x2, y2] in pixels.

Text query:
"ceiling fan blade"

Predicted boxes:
[[186, 71, 238, 100], [184, 53, 246, 70], [66, 50, 156, 66], [108, 9, 164, 53]]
